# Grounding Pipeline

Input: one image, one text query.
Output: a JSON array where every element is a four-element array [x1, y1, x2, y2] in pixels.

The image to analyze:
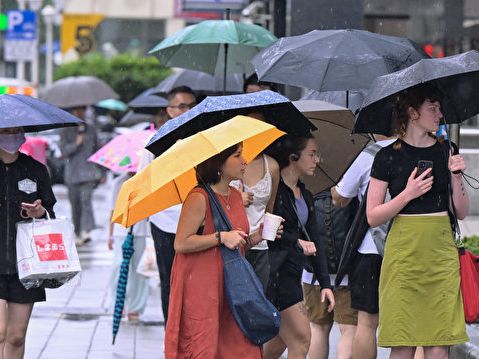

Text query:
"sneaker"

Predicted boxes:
[[80, 231, 92, 244]]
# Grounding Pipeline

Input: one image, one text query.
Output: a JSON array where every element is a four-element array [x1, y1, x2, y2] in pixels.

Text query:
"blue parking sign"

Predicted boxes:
[[6, 10, 36, 40]]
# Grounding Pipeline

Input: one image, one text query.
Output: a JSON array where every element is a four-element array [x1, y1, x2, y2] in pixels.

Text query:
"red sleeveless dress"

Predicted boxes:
[[165, 187, 262, 359]]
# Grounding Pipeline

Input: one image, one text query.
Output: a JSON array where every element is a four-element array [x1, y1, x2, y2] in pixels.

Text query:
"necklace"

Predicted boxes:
[[218, 190, 232, 211]]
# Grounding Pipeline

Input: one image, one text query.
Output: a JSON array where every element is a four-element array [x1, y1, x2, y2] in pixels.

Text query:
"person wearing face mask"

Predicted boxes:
[[0, 127, 56, 359]]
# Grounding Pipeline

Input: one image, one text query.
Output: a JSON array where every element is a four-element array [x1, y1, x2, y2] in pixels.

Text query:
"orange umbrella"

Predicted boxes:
[[112, 115, 285, 227]]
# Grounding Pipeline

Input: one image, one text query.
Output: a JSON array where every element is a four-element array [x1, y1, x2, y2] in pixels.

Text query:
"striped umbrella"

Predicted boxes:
[[112, 228, 135, 344]]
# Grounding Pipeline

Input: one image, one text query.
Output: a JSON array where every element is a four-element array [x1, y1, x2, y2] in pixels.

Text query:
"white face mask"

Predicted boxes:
[[0, 133, 26, 154]]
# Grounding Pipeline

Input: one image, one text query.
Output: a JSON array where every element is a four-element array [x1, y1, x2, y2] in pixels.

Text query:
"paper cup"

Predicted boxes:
[[262, 212, 283, 241]]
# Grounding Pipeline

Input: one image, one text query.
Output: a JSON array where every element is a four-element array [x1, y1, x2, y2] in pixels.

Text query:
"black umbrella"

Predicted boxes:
[[151, 69, 244, 95], [354, 50, 479, 136], [252, 29, 427, 92], [146, 90, 315, 156]]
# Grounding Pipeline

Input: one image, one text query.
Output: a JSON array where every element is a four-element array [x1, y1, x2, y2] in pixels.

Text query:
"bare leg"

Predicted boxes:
[[352, 311, 378, 359], [423, 346, 448, 359], [0, 300, 7, 359], [390, 347, 415, 359], [414, 347, 425, 359], [309, 322, 332, 359], [4, 302, 33, 359], [337, 324, 356, 359]]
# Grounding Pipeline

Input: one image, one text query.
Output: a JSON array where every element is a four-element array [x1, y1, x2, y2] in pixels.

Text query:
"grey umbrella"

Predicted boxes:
[[252, 29, 427, 92], [293, 100, 370, 194], [128, 88, 168, 109], [354, 50, 479, 136], [151, 69, 244, 95], [301, 89, 367, 114], [41, 76, 119, 109]]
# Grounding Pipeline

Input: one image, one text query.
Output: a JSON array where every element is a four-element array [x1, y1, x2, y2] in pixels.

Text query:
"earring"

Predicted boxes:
[[217, 170, 222, 177]]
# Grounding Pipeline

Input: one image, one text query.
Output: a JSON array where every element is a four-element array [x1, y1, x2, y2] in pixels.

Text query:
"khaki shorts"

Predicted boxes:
[[302, 284, 358, 326]]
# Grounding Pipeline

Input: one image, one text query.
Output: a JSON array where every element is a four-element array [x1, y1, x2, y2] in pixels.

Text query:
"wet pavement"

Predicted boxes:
[[22, 183, 479, 358]]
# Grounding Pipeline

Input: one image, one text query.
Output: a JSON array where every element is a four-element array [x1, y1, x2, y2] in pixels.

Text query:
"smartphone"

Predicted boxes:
[[21, 202, 36, 209], [416, 160, 434, 178]]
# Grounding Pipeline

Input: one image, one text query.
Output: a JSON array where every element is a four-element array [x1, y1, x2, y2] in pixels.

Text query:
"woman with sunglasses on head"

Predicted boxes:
[[165, 143, 271, 358], [0, 127, 56, 359], [264, 134, 335, 359], [367, 84, 469, 359]]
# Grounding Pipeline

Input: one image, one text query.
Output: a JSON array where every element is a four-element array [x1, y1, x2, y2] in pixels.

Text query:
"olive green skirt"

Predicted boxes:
[[378, 215, 468, 347]]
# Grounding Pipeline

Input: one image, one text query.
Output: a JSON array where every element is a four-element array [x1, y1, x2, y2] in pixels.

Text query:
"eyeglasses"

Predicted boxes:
[[303, 152, 320, 160], [167, 102, 196, 111]]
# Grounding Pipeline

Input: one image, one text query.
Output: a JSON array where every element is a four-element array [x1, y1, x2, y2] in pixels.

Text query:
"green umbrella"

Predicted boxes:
[[149, 20, 277, 93], [96, 99, 128, 112]]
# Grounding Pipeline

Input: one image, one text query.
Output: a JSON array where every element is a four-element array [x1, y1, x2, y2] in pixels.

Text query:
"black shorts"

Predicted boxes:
[[267, 258, 303, 312], [0, 274, 46, 303], [349, 253, 382, 314]]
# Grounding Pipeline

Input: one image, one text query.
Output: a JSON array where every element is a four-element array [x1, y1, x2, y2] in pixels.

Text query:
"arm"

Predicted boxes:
[[174, 192, 248, 254], [331, 187, 352, 208], [449, 154, 469, 219], [366, 167, 433, 227], [60, 128, 83, 158], [266, 156, 280, 214], [331, 153, 367, 208]]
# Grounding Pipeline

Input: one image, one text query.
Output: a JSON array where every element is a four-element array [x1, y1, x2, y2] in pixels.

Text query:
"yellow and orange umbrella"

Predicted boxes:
[[112, 115, 285, 227]]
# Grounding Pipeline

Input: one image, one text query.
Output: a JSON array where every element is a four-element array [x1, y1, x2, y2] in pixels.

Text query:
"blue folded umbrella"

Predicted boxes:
[[0, 94, 82, 132], [146, 90, 316, 156]]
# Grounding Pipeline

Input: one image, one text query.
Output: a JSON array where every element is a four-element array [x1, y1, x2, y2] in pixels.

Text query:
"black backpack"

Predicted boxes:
[[314, 190, 358, 274]]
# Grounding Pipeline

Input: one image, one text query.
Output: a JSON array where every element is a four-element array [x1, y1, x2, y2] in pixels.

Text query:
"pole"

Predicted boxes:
[[16, 0, 26, 81], [223, 8, 230, 94], [44, 13, 53, 86]]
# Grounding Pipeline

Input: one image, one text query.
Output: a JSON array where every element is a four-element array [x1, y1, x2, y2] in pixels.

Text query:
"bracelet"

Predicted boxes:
[[215, 231, 222, 247]]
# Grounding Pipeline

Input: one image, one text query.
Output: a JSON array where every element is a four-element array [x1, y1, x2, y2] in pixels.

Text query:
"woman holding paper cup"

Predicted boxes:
[[0, 127, 56, 359], [264, 134, 335, 359]]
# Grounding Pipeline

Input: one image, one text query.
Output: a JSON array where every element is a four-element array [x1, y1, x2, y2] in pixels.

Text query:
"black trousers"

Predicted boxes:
[[150, 223, 176, 324]]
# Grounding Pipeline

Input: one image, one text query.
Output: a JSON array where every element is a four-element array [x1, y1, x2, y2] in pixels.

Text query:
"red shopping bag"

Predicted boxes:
[[459, 248, 479, 323]]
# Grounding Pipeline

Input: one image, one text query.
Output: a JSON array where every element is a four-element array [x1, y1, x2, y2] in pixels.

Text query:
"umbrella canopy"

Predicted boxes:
[[112, 231, 135, 344], [88, 129, 155, 173], [41, 76, 119, 108], [0, 94, 82, 132], [146, 90, 315, 156], [128, 88, 168, 109], [252, 29, 427, 92], [292, 100, 370, 194], [119, 110, 154, 126], [149, 20, 277, 76], [112, 115, 285, 227], [96, 99, 128, 112], [301, 89, 367, 113], [151, 69, 244, 95], [354, 50, 479, 136]]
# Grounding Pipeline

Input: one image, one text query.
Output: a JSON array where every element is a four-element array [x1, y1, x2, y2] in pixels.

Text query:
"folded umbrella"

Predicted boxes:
[[292, 100, 370, 194], [41, 76, 119, 108], [354, 50, 479, 136], [146, 90, 315, 156], [458, 247, 479, 323], [0, 94, 82, 132], [112, 115, 285, 227]]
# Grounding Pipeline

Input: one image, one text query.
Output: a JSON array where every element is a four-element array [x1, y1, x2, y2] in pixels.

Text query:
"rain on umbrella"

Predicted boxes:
[[112, 116, 285, 227], [292, 99, 370, 195], [0, 94, 82, 131], [112, 229, 134, 344], [354, 50, 479, 136], [252, 29, 427, 106], [146, 90, 315, 156], [148, 19, 277, 93], [88, 129, 155, 173], [151, 69, 244, 95], [41, 76, 119, 108]]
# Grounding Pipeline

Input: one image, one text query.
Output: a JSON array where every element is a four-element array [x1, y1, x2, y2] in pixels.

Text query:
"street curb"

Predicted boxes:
[[451, 343, 479, 359]]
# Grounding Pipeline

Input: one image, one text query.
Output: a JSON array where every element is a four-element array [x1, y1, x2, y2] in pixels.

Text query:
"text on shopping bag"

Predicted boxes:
[[33, 233, 68, 261]]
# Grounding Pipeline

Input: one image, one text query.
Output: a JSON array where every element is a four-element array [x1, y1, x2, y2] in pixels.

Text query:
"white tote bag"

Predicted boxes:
[[16, 214, 81, 289]]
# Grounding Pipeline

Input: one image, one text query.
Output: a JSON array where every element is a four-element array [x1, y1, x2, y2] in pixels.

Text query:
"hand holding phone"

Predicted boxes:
[[416, 160, 433, 178]]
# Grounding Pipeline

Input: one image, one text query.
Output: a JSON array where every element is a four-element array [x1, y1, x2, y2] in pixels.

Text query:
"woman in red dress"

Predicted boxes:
[[165, 143, 266, 359]]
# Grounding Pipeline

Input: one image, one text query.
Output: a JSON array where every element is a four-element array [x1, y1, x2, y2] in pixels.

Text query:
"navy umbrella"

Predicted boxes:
[[146, 90, 316, 156], [112, 229, 135, 344], [252, 29, 427, 92], [354, 50, 479, 136], [151, 69, 244, 95], [0, 94, 82, 132]]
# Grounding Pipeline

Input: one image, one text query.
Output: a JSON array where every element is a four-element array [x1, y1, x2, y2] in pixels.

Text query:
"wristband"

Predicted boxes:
[[215, 231, 222, 246]]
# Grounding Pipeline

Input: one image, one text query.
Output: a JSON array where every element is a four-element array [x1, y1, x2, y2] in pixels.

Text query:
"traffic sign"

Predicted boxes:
[[6, 10, 37, 40]]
